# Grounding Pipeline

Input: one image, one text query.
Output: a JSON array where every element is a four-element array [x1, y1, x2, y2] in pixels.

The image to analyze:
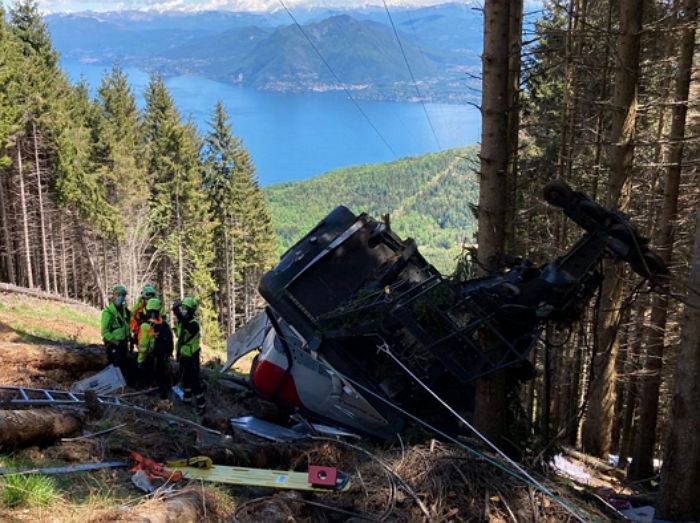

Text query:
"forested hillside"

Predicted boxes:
[[2, 0, 700, 519], [266, 147, 478, 273], [46, 4, 481, 103], [475, 0, 700, 518], [0, 2, 276, 347]]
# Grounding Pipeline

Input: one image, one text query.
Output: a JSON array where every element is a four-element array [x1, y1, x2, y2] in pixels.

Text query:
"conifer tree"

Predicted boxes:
[[474, 0, 523, 446], [8, 0, 70, 292], [0, 7, 20, 167], [582, 0, 645, 458], [0, 6, 20, 284], [202, 101, 240, 333], [202, 101, 276, 333], [9, 0, 63, 131], [55, 82, 112, 228], [9, 1, 57, 68], [93, 65, 151, 290], [143, 75, 217, 343]]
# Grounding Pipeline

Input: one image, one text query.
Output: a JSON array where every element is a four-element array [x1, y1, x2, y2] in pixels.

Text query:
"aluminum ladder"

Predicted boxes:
[[0, 386, 123, 407]]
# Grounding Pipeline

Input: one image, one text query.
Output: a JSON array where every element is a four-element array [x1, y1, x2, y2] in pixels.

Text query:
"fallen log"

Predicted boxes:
[[0, 283, 94, 308], [561, 447, 625, 478], [0, 409, 83, 450], [1, 343, 106, 389], [124, 489, 208, 523]]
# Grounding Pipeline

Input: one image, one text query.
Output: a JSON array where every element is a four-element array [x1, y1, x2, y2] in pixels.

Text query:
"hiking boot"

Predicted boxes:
[[182, 388, 193, 404], [195, 392, 206, 414]]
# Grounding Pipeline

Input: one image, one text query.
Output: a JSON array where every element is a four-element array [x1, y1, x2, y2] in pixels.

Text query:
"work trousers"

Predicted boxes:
[[179, 351, 205, 411], [141, 352, 171, 399], [105, 339, 129, 379]]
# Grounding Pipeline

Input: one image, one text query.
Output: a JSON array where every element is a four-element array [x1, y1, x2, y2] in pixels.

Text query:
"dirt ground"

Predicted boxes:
[[0, 292, 622, 522]]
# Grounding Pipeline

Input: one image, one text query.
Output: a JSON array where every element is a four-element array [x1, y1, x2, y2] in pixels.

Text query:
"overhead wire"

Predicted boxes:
[[276, 0, 399, 159], [312, 355, 592, 522], [381, 0, 443, 150], [376, 342, 590, 523], [258, 287, 596, 519]]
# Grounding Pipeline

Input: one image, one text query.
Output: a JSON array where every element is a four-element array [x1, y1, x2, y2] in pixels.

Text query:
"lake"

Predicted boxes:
[[62, 61, 481, 186]]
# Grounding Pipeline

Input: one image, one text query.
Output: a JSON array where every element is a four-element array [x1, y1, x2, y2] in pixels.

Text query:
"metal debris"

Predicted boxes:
[[231, 415, 360, 442], [0, 461, 127, 476], [71, 364, 126, 395], [230, 416, 305, 442]]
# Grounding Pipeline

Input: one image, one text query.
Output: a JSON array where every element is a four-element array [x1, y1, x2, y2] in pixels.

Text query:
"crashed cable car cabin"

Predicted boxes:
[[225, 182, 667, 439]]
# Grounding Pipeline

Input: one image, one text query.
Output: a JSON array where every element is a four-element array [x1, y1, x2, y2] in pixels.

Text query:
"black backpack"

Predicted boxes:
[[152, 321, 174, 357]]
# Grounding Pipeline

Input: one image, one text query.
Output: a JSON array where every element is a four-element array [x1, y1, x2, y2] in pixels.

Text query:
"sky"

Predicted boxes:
[[6, 0, 476, 13]]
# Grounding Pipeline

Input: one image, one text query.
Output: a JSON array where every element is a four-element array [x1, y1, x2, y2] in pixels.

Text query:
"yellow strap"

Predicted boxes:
[[171, 465, 350, 492], [166, 456, 212, 469]]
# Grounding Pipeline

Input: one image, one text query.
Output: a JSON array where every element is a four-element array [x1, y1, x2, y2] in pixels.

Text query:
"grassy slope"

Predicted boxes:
[[0, 291, 233, 520], [265, 146, 479, 273], [0, 293, 119, 518], [0, 293, 100, 345]]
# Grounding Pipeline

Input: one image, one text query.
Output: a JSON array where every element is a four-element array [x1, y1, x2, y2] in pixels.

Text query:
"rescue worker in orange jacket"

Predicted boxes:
[[130, 285, 167, 346]]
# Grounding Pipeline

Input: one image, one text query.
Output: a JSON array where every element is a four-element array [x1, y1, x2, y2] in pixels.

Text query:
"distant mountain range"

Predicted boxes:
[[46, 3, 481, 103], [265, 146, 479, 272]]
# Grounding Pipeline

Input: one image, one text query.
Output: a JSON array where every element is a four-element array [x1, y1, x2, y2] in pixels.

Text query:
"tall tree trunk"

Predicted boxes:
[[630, 0, 697, 481], [16, 142, 34, 289], [0, 169, 16, 284], [245, 269, 251, 321], [59, 212, 68, 298], [473, 0, 521, 444], [101, 238, 108, 295], [164, 258, 172, 319], [556, 8, 586, 418], [590, 0, 614, 200], [542, 336, 552, 442], [526, 344, 538, 434], [32, 123, 50, 292], [505, 0, 522, 251], [617, 309, 642, 469], [71, 222, 79, 299], [552, 0, 577, 423], [656, 202, 700, 520], [610, 311, 631, 454], [48, 211, 58, 294], [175, 190, 185, 299], [567, 330, 584, 446], [224, 225, 234, 334], [557, 0, 576, 182], [582, 0, 643, 457], [78, 222, 106, 307], [231, 227, 237, 332], [116, 240, 123, 285]]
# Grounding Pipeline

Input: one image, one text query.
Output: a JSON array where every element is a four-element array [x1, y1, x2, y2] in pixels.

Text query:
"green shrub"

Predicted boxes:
[[1, 474, 58, 508]]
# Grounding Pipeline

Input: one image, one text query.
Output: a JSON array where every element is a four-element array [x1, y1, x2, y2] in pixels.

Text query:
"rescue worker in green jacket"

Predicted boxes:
[[101, 285, 131, 377], [172, 297, 205, 412], [130, 285, 167, 346], [137, 297, 173, 398]]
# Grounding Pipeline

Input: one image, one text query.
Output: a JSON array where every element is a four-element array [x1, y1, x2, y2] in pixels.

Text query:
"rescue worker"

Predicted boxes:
[[130, 285, 167, 346], [173, 297, 206, 413], [101, 284, 130, 377], [137, 297, 173, 399]]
